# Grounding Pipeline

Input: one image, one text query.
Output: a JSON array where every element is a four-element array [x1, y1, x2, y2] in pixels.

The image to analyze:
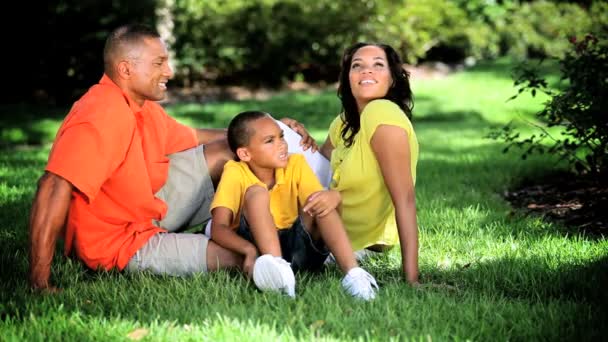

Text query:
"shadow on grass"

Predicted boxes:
[[414, 125, 601, 241], [463, 57, 561, 86], [419, 254, 608, 305], [370, 253, 608, 341], [0, 104, 68, 147], [1, 248, 606, 341], [414, 109, 487, 124]]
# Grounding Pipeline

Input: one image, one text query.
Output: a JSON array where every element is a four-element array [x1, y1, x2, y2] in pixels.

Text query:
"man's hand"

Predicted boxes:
[[302, 190, 341, 218], [30, 258, 57, 292], [29, 172, 73, 292], [279, 118, 318, 152]]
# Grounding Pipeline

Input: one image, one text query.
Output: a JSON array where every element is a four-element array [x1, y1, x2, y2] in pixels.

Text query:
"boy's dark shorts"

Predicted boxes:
[[237, 216, 329, 273]]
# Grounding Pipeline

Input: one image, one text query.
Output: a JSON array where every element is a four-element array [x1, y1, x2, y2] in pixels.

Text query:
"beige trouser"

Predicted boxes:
[[126, 145, 213, 276]]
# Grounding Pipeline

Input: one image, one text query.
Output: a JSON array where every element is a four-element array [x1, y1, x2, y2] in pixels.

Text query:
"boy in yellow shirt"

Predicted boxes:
[[210, 111, 378, 300]]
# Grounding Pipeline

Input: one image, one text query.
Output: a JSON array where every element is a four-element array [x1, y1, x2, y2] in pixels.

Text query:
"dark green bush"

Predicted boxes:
[[171, 0, 363, 87], [6, 0, 608, 104], [169, 0, 608, 88], [499, 1, 593, 58], [489, 34, 608, 176], [362, 0, 498, 63]]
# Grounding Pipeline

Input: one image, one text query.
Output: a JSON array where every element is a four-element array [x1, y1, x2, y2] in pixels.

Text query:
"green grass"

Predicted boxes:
[[1, 57, 606, 341]]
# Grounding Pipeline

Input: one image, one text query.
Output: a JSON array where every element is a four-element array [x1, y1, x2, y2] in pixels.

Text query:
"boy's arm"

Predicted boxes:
[[210, 207, 258, 277]]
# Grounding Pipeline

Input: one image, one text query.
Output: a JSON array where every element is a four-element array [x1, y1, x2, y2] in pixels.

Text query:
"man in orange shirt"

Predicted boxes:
[[28, 23, 316, 291]]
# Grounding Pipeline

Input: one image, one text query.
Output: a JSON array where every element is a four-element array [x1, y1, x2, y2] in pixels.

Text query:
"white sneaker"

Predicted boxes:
[[252, 254, 296, 298], [341, 267, 379, 301]]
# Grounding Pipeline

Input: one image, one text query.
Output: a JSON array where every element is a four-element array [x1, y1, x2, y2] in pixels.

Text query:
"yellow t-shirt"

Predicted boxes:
[[328, 99, 419, 250], [210, 154, 323, 229]]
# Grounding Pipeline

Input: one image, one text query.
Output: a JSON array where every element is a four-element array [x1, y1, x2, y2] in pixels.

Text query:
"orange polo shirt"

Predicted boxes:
[[45, 74, 198, 271]]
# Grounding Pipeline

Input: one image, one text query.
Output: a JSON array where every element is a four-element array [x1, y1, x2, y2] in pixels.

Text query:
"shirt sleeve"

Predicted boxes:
[[360, 99, 412, 144], [328, 115, 343, 147], [293, 155, 324, 206], [45, 117, 134, 203], [162, 110, 198, 154], [210, 162, 244, 227]]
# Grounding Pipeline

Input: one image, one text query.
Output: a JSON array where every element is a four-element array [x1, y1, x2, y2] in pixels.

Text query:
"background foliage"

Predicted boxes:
[[489, 34, 608, 176], [4, 0, 608, 106]]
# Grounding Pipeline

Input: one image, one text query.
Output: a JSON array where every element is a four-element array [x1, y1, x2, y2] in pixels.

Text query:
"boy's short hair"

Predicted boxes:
[[227, 111, 270, 156]]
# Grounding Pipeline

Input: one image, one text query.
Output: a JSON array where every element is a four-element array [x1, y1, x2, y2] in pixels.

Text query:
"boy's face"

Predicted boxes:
[[239, 116, 289, 169]]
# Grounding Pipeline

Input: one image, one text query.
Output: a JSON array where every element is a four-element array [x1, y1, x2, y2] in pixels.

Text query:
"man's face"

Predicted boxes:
[[126, 37, 173, 106], [241, 116, 289, 170]]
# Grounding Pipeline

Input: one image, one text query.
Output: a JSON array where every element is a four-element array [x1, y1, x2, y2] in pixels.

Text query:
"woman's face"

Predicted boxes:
[[348, 45, 393, 112]]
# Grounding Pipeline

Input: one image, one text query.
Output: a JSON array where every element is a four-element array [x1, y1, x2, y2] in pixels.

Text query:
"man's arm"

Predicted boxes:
[[195, 118, 315, 148], [29, 172, 73, 291], [194, 128, 227, 145]]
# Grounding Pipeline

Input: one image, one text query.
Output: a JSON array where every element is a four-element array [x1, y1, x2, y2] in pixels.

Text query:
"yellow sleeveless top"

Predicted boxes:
[[329, 99, 418, 250]]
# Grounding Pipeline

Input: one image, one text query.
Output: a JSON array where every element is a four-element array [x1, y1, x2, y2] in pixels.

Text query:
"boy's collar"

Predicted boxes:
[[274, 167, 286, 185]]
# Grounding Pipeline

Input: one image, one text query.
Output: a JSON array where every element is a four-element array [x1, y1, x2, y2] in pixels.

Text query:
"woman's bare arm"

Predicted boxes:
[[319, 135, 334, 161], [370, 125, 419, 284]]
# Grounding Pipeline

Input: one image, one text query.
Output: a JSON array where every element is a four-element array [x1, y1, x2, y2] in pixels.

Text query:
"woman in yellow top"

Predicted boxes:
[[303, 43, 419, 284]]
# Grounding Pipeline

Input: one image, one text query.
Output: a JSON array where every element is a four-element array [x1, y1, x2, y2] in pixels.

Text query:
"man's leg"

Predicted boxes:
[[206, 239, 243, 271], [129, 142, 241, 276], [156, 145, 215, 231], [157, 141, 233, 231], [126, 232, 242, 275], [202, 138, 234, 188]]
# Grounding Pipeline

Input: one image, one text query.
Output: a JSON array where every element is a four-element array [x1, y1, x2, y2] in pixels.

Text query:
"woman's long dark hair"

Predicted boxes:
[[337, 43, 414, 147]]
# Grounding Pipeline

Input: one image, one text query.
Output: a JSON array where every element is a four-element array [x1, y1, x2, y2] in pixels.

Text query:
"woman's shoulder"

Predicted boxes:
[[361, 99, 402, 117], [361, 99, 411, 127], [328, 114, 344, 141], [328, 114, 344, 129]]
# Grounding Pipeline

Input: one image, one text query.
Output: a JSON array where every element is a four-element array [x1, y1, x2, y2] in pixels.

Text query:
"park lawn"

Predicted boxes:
[[0, 58, 606, 341]]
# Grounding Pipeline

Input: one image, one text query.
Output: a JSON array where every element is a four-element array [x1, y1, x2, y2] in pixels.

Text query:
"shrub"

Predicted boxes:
[[171, 0, 364, 87], [498, 1, 593, 59], [362, 0, 498, 64], [488, 34, 608, 176]]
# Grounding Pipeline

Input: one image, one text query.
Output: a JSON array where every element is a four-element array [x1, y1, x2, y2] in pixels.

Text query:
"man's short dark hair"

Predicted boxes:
[[103, 24, 161, 75], [227, 111, 270, 158]]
